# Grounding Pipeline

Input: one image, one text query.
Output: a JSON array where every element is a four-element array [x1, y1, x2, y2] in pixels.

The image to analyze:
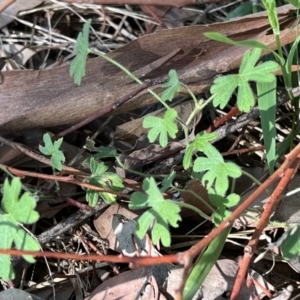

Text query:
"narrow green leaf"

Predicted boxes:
[[204, 32, 283, 64], [224, 1, 253, 21], [285, 0, 300, 8], [204, 32, 271, 51], [281, 226, 300, 261], [257, 80, 277, 174], [183, 227, 231, 300], [285, 35, 300, 90]]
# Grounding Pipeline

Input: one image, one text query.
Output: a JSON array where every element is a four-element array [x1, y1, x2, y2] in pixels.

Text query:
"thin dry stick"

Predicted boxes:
[[55, 79, 161, 138], [174, 142, 300, 299], [5, 165, 130, 199], [0, 135, 87, 176], [230, 153, 300, 300]]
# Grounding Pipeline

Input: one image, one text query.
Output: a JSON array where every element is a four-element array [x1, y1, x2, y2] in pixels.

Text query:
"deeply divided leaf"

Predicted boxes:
[[0, 178, 40, 281], [129, 177, 181, 247], [39, 133, 65, 171], [210, 48, 279, 112], [183, 131, 218, 169], [193, 144, 242, 196], [143, 108, 178, 147], [86, 158, 124, 206], [70, 19, 92, 85], [160, 69, 180, 102]]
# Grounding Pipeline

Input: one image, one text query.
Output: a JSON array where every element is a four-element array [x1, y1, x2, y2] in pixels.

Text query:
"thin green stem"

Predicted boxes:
[[89, 49, 171, 110], [241, 169, 272, 196], [173, 186, 216, 213], [115, 156, 164, 179], [172, 200, 211, 220], [185, 95, 215, 127]]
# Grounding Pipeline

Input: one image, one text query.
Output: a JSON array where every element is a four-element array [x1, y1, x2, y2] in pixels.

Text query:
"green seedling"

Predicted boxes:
[[0, 178, 40, 281], [39, 133, 65, 171], [86, 157, 124, 206], [210, 48, 279, 112], [193, 143, 242, 197], [129, 177, 181, 247]]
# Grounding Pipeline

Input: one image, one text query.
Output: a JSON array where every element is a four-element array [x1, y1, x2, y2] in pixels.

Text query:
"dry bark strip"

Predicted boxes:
[[0, 5, 297, 134]]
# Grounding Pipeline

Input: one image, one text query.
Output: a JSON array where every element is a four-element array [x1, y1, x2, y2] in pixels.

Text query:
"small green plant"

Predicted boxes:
[[193, 143, 242, 197], [85, 157, 124, 206], [39, 133, 65, 171], [184, 191, 240, 298], [0, 177, 40, 281], [210, 47, 279, 112], [66, 11, 292, 299], [129, 177, 181, 247], [143, 108, 178, 148]]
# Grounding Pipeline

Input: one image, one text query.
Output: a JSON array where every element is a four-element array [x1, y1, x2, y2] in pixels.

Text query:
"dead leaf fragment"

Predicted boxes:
[[0, 5, 297, 133], [94, 204, 138, 252], [84, 267, 159, 300]]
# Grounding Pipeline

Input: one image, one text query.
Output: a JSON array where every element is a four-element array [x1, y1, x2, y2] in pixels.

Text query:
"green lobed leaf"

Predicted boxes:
[[210, 48, 279, 112], [193, 144, 242, 196], [143, 108, 178, 147], [86, 158, 124, 206], [2, 178, 39, 224], [84, 140, 118, 159], [39, 133, 65, 171], [129, 177, 181, 247], [183, 131, 218, 170], [211, 75, 238, 109], [14, 228, 40, 263], [70, 19, 91, 85], [0, 178, 40, 281], [236, 79, 255, 112], [160, 69, 181, 102]]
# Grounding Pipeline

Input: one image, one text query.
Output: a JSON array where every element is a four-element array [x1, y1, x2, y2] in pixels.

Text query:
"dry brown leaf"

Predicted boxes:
[[180, 180, 214, 219], [84, 267, 159, 300], [0, 5, 297, 133], [120, 139, 184, 169], [93, 204, 138, 252]]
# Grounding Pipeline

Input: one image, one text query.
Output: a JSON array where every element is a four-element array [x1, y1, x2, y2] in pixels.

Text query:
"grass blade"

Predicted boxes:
[[257, 80, 277, 174], [183, 227, 231, 299]]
